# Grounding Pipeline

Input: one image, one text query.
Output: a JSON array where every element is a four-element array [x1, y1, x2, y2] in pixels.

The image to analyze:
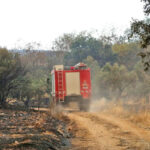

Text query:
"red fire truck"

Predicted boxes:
[[51, 63, 91, 111]]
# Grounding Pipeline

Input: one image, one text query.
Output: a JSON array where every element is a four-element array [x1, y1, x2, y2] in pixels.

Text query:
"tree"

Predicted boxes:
[[129, 62, 150, 102], [9, 76, 33, 108], [130, 1, 150, 48], [98, 63, 137, 100], [0, 48, 25, 107], [51, 34, 76, 65], [52, 33, 75, 52], [112, 42, 141, 70], [64, 32, 117, 66], [130, 0, 150, 70], [19, 51, 50, 107]]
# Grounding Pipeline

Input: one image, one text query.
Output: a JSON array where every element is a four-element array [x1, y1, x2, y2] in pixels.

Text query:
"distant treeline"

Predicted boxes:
[[0, 30, 150, 108]]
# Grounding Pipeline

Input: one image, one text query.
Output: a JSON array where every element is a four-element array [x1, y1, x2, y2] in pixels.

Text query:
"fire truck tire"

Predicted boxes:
[[61, 97, 69, 107], [79, 98, 90, 112]]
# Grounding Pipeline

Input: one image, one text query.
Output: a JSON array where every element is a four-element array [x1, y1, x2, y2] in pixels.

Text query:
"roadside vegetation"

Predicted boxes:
[[1, 28, 150, 108]]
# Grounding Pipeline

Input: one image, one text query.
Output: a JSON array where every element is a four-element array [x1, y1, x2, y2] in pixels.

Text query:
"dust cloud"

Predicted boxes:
[[89, 98, 109, 112]]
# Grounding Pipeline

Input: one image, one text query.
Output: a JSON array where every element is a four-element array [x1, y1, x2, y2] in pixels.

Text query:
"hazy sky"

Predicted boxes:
[[0, 0, 145, 49]]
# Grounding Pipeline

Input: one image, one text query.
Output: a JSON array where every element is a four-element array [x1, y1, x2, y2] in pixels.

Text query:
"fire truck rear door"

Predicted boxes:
[[66, 72, 80, 96]]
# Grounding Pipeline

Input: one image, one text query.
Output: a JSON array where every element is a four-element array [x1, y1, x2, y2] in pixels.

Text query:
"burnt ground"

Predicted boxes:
[[0, 109, 71, 150]]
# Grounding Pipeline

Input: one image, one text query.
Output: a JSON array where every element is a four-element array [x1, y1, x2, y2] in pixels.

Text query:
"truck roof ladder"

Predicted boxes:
[[57, 71, 64, 102]]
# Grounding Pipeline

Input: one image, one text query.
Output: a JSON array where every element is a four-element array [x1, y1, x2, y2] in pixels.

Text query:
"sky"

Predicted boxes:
[[0, 0, 145, 50]]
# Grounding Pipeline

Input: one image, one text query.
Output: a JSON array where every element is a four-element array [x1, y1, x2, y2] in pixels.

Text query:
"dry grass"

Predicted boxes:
[[90, 99, 150, 125], [129, 111, 150, 124]]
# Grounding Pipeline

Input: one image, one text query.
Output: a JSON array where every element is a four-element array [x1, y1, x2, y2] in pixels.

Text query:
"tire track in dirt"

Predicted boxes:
[[66, 112, 150, 150]]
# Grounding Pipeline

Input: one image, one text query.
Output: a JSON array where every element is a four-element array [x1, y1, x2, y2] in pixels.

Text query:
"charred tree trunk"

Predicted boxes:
[[24, 96, 30, 108], [0, 95, 7, 108], [38, 94, 42, 111]]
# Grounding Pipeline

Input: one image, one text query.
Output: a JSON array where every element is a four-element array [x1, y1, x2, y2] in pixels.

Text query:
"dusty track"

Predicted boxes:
[[65, 111, 150, 150]]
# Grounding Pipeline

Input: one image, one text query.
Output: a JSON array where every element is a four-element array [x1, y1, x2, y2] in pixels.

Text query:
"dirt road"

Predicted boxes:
[[64, 111, 150, 150], [2, 106, 150, 149]]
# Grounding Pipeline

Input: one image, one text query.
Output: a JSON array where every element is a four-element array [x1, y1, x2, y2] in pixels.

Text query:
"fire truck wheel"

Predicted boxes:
[[79, 99, 90, 112]]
